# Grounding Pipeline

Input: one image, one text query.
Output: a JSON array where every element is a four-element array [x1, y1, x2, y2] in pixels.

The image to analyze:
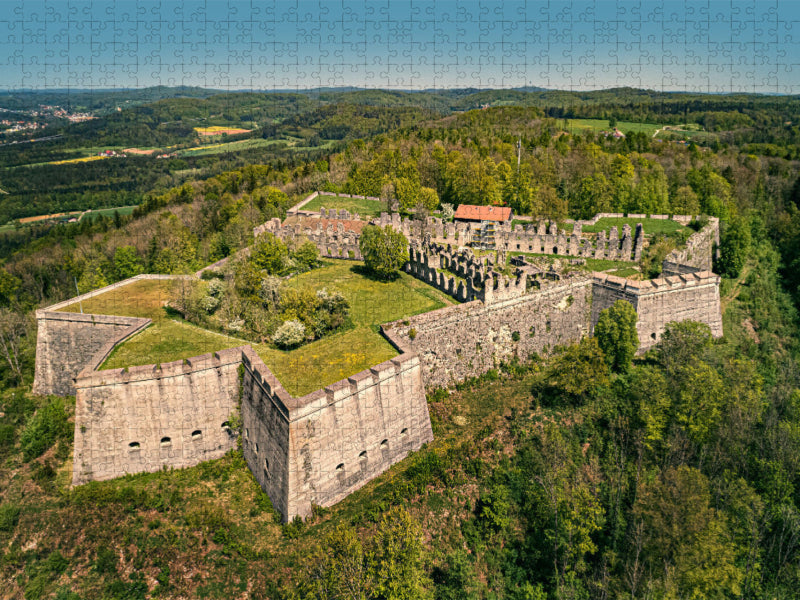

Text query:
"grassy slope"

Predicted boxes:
[[0, 252, 772, 600], [58, 279, 248, 369], [58, 262, 454, 396]]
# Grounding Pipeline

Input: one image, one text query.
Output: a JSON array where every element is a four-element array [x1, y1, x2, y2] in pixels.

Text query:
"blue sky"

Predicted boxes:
[[2, 0, 798, 92]]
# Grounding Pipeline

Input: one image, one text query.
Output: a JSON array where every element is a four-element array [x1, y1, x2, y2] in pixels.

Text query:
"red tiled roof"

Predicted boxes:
[[453, 204, 512, 222]]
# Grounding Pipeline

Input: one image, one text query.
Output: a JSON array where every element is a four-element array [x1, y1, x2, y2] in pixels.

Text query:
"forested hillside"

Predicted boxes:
[[1, 90, 800, 599]]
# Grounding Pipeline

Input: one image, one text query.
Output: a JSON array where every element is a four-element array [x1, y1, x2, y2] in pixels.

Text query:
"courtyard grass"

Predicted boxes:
[[58, 279, 247, 369], [582, 217, 688, 236], [302, 194, 386, 218], [56, 261, 455, 396]]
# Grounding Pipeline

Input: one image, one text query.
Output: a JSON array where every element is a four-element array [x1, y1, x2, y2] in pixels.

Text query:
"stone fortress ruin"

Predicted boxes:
[[33, 190, 723, 522]]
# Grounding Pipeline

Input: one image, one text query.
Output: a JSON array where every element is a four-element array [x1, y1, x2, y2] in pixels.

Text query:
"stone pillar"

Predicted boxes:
[[595, 231, 608, 259], [607, 227, 619, 260], [621, 224, 633, 260], [633, 223, 644, 261]]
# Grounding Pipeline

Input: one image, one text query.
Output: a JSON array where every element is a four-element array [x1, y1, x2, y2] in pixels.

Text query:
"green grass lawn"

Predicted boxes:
[[581, 217, 688, 236], [57, 279, 247, 369], [566, 118, 662, 136], [302, 194, 386, 218], [57, 261, 454, 396]]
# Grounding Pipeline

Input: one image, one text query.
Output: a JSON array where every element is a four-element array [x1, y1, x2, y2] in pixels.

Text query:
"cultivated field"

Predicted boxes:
[[566, 118, 662, 136], [194, 126, 253, 136]]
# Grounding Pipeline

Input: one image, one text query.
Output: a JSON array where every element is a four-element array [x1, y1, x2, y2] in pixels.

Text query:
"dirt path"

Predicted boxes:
[[721, 263, 751, 312]]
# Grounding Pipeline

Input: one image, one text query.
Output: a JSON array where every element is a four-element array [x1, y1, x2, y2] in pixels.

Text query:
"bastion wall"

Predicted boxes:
[[240, 346, 432, 520], [34, 275, 431, 522], [592, 271, 723, 352], [383, 276, 594, 390], [72, 347, 244, 486]]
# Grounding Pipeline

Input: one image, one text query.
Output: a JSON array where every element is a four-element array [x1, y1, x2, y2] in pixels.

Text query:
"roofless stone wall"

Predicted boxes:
[[662, 217, 719, 276], [384, 276, 594, 390]]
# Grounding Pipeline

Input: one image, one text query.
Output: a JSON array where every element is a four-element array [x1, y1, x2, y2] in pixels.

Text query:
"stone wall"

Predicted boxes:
[[33, 274, 188, 397], [592, 271, 723, 352], [384, 276, 594, 390], [241, 346, 431, 522], [663, 218, 719, 274], [72, 347, 244, 485], [33, 311, 150, 397]]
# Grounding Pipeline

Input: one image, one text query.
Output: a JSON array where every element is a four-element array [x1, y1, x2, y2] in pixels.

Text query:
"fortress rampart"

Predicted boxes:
[[662, 217, 719, 276], [72, 347, 244, 486], [34, 276, 431, 522], [383, 275, 594, 390], [33, 196, 723, 522], [592, 271, 722, 352], [241, 347, 431, 520]]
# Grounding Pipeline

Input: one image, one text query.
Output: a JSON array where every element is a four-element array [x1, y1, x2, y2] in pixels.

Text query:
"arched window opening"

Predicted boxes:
[[336, 463, 345, 472], [400, 428, 409, 437], [359, 451, 367, 461], [129, 442, 140, 450], [191, 430, 202, 440], [160, 437, 171, 447], [380, 439, 389, 449]]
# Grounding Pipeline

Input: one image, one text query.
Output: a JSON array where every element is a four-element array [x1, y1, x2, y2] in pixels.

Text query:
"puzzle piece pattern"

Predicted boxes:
[[1, 1, 797, 92]]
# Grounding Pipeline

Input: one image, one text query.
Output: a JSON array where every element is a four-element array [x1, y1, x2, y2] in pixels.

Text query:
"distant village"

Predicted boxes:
[[0, 104, 95, 136]]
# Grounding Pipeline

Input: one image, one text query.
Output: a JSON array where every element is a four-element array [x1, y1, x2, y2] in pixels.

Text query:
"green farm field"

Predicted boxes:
[[566, 118, 662, 136], [302, 193, 386, 218], [57, 261, 454, 396], [177, 138, 286, 157]]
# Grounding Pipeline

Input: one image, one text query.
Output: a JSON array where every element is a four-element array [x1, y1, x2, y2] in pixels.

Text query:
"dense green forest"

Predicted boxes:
[[1, 88, 800, 598]]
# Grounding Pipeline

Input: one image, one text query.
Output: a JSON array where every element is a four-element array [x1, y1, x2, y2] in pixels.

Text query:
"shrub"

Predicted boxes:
[[20, 397, 71, 461], [594, 299, 639, 372], [273, 319, 306, 349], [408, 328, 417, 340], [93, 545, 118, 575], [0, 502, 20, 532]]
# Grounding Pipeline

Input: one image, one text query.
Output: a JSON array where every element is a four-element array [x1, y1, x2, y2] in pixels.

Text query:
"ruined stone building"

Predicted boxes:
[[33, 191, 722, 522]]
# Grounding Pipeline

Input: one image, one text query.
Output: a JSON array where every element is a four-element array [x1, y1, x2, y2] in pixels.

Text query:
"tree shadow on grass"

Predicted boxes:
[[349, 264, 400, 283]]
